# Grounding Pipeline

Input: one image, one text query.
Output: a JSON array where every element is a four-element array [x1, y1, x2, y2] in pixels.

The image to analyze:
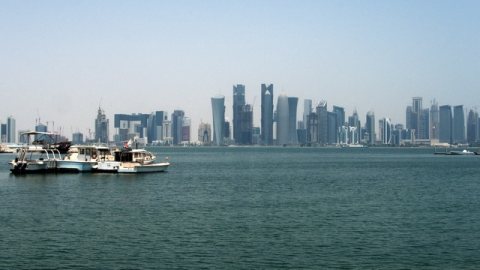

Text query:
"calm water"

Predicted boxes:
[[1, 147, 480, 269]]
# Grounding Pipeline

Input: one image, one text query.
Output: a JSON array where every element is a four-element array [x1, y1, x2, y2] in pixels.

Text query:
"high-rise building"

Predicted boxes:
[[348, 110, 361, 144], [307, 112, 318, 144], [439, 105, 452, 144], [276, 94, 289, 145], [303, 99, 312, 129], [95, 107, 109, 143], [114, 113, 149, 143], [453, 105, 465, 144], [288, 97, 298, 144], [171, 110, 185, 145], [211, 95, 225, 146], [327, 111, 337, 144], [147, 111, 168, 143], [430, 100, 439, 141], [333, 106, 345, 128], [233, 84, 246, 144], [408, 97, 429, 140], [365, 111, 376, 145], [0, 123, 6, 143], [467, 109, 478, 145], [316, 101, 328, 145], [238, 104, 253, 145], [261, 84, 274, 145], [72, 132, 84, 145], [379, 118, 392, 145], [179, 118, 189, 143], [7, 116, 16, 143], [198, 122, 211, 144]]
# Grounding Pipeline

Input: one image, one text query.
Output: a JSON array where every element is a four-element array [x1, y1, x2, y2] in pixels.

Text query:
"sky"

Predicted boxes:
[[1, 0, 479, 140]]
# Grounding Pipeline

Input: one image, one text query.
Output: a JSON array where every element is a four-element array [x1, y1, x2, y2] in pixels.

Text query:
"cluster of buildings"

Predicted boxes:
[[209, 85, 480, 147], [2, 89, 480, 148], [92, 108, 191, 146]]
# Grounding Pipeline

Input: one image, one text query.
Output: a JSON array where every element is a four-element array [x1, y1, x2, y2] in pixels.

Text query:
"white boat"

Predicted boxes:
[[10, 132, 63, 174], [56, 145, 113, 172], [0, 144, 15, 153], [96, 148, 169, 173]]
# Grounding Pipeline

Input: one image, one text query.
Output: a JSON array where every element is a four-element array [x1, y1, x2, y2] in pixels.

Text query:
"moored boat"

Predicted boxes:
[[96, 148, 169, 173], [10, 147, 61, 174], [56, 145, 113, 172]]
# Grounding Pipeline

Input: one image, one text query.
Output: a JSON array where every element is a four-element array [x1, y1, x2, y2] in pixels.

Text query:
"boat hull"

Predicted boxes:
[[56, 160, 96, 172], [10, 161, 56, 174], [117, 162, 170, 173]]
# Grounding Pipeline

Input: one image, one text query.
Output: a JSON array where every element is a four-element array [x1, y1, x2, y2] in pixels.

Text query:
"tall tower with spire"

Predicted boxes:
[[95, 107, 109, 143]]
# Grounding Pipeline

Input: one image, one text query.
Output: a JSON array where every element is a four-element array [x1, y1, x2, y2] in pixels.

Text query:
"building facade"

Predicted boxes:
[[211, 95, 225, 146], [439, 105, 452, 144], [233, 84, 246, 144], [95, 107, 109, 143], [261, 84, 274, 145]]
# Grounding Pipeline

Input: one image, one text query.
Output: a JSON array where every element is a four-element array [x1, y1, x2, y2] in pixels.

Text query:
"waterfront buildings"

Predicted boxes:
[[72, 132, 84, 145], [276, 94, 289, 145], [379, 118, 392, 145], [439, 105, 452, 144], [430, 100, 439, 141], [261, 84, 274, 145], [233, 84, 245, 144], [288, 97, 298, 145], [406, 97, 429, 140], [172, 110, 185, 145], [94, 107, 109, 143], [198, 122, 211, 145], [113, 110, 186, 145], [365, 111, 376, 145], [453, 105, 465, 144], [466, 109, 478, 144], [211, 95, 225, 146]]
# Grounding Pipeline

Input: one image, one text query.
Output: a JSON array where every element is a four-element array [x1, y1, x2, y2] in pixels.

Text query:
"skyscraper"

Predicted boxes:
[[261, 84, 274, 145], [288, 97, 298, 144], [114, 113, 149, 143], [95, 107, 109, 143], [365, 111, 376, 145], [171, 110, 185, 145], [467, 109, 478, 145], [303, 99, 312, 129], [327, 111, 337, 144], [276, 94, 289, 145], [6, 116, 16, 143], [439, 105, 452, 144], [430, 100, 439, 141], [453, 105, 465, 144], [348, 110, 361, 144], [233, 84, 246, 144], [239, 104, 253, 144], [379, 118, 392, 145], [408, 97, 429, 140], [316, 101, 328, 145], [211, 95, 225, 146], [198, 122, 211, 144]]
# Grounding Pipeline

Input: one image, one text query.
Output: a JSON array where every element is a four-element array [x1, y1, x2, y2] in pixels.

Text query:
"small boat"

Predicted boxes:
[[96, 148, 169, 173], [56, 145, 113, 172], [9, 131, 62, 174], [434, 148, 477, 155], [10, 147, 61, 174], [0, 144, 15, 153], [449, 149, 476, 155]]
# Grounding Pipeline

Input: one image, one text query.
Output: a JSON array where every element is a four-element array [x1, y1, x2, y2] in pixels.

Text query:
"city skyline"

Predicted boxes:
[[1, 1, 479, 135]]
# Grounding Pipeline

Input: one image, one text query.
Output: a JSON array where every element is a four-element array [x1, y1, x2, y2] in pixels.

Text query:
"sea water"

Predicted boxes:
[[1, 147, 479, 269]]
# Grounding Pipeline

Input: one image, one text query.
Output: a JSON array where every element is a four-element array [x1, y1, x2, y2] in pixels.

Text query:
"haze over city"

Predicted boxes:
[[1, 0, 479, 139]]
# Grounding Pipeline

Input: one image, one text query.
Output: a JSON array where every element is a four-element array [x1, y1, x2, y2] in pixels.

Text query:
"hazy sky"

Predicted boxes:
[[1, 0, 479, 140]]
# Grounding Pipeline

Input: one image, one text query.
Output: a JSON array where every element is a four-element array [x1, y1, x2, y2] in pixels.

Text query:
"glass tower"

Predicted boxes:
[[211, 95, 225, 146]]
